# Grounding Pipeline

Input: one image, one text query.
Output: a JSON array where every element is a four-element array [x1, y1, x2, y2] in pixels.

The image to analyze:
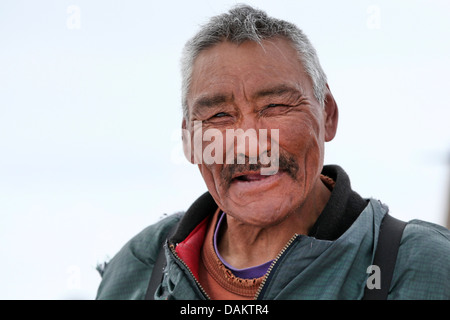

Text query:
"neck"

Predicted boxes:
[[217, 177, 331, 269]]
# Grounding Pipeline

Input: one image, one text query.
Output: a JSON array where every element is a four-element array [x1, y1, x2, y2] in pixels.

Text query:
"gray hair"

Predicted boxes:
[[181, 4, 327, 120]]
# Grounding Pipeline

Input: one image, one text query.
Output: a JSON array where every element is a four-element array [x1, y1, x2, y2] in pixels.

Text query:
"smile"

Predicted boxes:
[[230, 170, 286, 193]]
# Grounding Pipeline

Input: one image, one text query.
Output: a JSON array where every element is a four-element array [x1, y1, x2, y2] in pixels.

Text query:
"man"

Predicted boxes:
[[96, 5, 450, 300]]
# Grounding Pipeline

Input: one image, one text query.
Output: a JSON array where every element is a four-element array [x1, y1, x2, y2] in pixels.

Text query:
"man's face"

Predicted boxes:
[[184, 37, 337, 227]]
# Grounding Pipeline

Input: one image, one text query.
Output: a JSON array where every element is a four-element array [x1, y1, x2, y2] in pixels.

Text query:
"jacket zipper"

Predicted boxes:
[[169, 243, 211, 300], [169, 234, 298, 300], [254, 234, 299, 300]]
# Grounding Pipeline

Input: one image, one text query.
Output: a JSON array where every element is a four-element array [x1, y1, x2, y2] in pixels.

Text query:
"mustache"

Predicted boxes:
[[220, 151, 299, 186]]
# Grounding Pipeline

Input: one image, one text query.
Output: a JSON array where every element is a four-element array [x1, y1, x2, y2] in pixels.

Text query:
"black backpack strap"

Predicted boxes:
[[363, 212, 407, 300], [145, 223, 178, 300]]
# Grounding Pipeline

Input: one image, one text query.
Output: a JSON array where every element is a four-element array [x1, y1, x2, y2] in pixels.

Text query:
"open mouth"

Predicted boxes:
[[233, 173, 272, 182], [231, 169, 283, 184], [228, 170, 285, 194]]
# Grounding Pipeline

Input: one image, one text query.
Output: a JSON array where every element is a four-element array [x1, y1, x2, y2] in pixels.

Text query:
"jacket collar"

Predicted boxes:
[[169, 165, 368, 244], [309, 165, 368, 240]]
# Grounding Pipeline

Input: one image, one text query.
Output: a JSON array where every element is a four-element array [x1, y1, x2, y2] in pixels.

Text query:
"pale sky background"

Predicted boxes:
[[0, 0, 449, 299]]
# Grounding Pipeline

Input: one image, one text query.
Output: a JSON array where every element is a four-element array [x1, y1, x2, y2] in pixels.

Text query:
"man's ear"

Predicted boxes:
[[323, 84, 339, 142], [182, 118, 195, 164]]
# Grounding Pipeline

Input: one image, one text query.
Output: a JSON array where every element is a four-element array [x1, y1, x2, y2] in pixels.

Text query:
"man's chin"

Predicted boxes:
[[220, 178, 303, 227], [223, 200, 293, 228]]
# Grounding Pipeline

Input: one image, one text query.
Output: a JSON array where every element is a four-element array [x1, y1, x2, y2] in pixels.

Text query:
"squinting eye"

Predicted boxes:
[[261, 103, 291, 116], [212, 112, 229, 118]]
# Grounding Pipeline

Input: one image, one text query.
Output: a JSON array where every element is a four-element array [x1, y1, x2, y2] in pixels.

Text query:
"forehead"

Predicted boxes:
[[188, 37, 312, 107]]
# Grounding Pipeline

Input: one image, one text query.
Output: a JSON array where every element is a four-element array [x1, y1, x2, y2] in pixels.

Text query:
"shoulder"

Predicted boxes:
[[403, 219, 450, 245], [123, 212, 183, 262], [390, 219, 450, 299], [400, 219, 450, 262], [96, 212, 183, 300]]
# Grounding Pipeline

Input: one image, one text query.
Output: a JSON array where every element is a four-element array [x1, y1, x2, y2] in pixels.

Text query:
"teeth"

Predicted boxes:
[[237, 174, 267, 182]]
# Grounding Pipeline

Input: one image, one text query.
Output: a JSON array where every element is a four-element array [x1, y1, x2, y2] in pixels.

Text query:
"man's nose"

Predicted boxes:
[[230, 116, 272, 162]]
